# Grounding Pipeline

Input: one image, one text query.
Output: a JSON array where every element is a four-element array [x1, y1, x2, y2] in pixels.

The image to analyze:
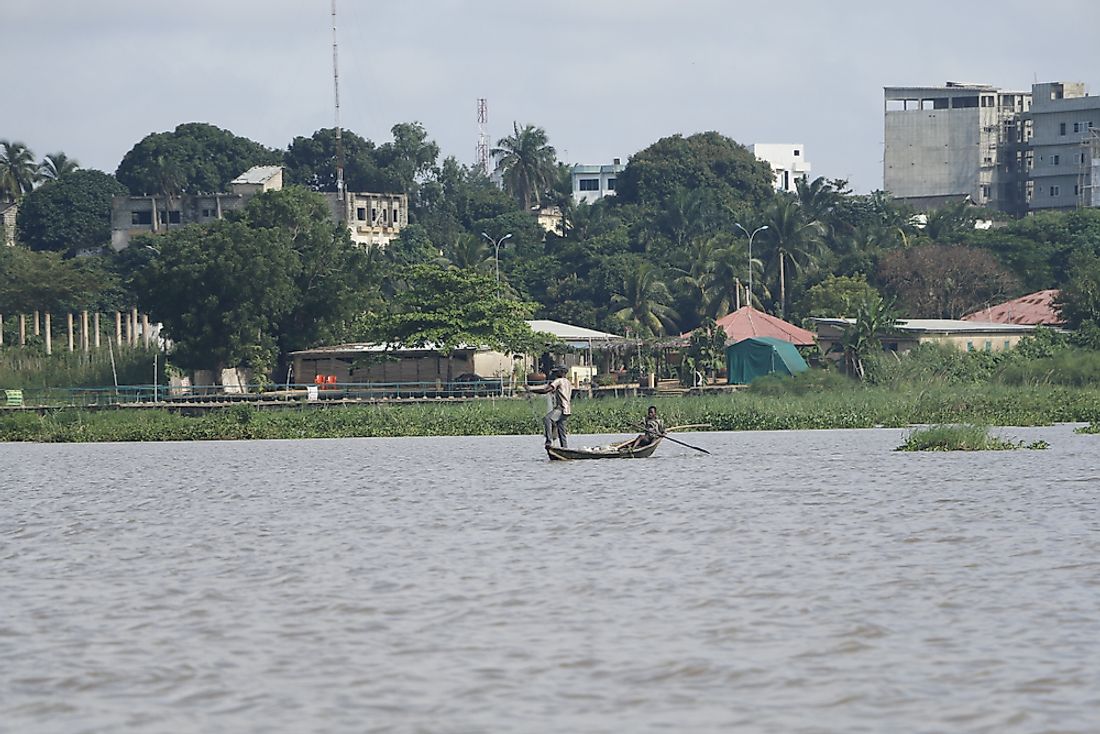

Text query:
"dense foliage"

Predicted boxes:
[[16, 170, 126, 254]]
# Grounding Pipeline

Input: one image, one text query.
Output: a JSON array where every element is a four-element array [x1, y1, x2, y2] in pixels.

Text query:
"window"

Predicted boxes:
[[984, 340, 992, 352], [356, 207, 366, 221], [1075, 185, 1080, 196], [951, 96, 977, 108], [967, 341, 975, 352], [981, 95, 994, 107], [579, 178, 599, 191], [1060, 122, 1066, 135], [157, 210, 181, 225], [168, 211, 181, 224], [793, 149, 800, 156], [981, 185, 990, 198], [1050, 185, 1060, 197], [371, 207, 377, 222], [1053, 154, 1060, 166], [1004, 340, 1011, 350], [393, 206, 400, 223], [606, 178, 616, 191], [201, 208, 214, 218], [1074, 122, 1080, 133], [131, 210, 152, 225]]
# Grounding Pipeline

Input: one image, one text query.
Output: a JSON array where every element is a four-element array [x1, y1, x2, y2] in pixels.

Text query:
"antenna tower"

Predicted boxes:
[[331, 0, 345, 202], [477, 98, 490, 176]]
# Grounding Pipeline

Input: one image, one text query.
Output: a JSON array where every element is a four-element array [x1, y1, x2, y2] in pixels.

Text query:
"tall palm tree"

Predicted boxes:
[[38, 152, 80, 181], [0, 140, 39, 200], [760, 198, 824, 319], [491, 122, 557, 210], [444, 233, 492, 272], [704, 235, 765, 316], [611, 262, 680, 337]]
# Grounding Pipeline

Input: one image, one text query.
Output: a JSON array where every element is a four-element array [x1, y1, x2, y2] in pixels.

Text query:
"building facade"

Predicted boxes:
[[111, 166, 407, 250], [1026, 82, 1100, 212], [750, 144, 811, 193], [884, 82, 1031, 213], [571, 160, 625, 204]]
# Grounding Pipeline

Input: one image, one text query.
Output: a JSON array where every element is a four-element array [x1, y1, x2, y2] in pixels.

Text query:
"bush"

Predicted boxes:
[[896, 424, 1048, 451], [746, 368, 854, 396]]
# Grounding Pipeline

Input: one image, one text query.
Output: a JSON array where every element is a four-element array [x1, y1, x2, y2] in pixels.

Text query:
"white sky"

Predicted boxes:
[[5, 0, 1099, 193]]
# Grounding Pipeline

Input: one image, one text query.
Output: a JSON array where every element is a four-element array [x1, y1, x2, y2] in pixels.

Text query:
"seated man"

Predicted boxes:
[[624, 405, 666, 450]]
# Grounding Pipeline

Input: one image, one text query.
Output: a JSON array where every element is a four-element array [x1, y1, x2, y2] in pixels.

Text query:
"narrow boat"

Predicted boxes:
[[546, 436, 662, 461]]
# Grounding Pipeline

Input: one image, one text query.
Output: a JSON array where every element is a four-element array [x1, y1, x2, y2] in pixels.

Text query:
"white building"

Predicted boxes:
[[751, 144, 811, 193], [571, 159, 625, 204]]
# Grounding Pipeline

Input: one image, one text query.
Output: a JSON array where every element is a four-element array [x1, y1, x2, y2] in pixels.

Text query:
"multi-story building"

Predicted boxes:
[[1026, 82, 1100, 211], [571, 159, 625, 204], [884, 82, 1031, 214], [111, 166, 406, 250], [750, 144, 811, 193]]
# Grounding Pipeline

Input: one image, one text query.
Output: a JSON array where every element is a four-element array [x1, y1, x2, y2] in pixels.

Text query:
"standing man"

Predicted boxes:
[[529, 366, 573, 448]]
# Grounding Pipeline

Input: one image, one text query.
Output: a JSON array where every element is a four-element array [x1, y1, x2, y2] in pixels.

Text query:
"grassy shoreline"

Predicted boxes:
[[2, 384, 1099, 442]]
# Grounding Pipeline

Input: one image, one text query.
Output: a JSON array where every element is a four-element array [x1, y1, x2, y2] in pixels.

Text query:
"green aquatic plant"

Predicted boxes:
[[896, 424, 1048, 452]]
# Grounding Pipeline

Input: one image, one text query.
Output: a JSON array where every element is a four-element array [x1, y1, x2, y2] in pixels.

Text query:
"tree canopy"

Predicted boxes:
[[16, 170, 127, 255], [115, 122, 281, 195]]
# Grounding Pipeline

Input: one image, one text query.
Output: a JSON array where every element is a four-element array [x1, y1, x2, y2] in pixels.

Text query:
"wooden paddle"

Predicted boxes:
[[634, 423, 711, 455]]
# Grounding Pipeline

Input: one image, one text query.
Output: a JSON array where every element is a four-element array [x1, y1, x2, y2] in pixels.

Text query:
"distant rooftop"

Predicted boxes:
[[962, 290, 1063, 326], [230, 166, 282, 185]]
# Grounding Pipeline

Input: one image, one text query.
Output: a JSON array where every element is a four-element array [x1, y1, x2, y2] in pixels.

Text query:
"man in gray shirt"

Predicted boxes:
[[529, 367, 573, 448]]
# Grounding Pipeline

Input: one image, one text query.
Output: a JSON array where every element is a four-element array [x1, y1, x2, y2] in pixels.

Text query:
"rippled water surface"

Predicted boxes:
[[3, 426, 1100, 733]]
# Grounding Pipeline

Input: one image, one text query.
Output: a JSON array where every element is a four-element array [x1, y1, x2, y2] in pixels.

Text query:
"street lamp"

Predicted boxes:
[[481, 232, 513, 295], [734, 223, 768, 306]]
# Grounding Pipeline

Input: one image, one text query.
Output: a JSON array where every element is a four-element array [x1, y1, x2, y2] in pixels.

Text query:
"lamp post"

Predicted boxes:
[[734, 223, 768, 306], [481, 232, 513, 295]]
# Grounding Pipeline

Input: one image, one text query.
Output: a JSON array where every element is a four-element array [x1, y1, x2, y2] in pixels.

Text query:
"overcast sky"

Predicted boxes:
[[6, 0, 1099, 193]]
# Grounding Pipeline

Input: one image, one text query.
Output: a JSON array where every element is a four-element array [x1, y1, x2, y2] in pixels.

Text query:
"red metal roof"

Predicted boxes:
[[712, 306, 817, 346], [961, 289, 1063, 326]]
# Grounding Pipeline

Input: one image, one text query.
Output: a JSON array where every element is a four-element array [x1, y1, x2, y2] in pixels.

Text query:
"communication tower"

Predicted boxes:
[[477, 98, 490, 176]]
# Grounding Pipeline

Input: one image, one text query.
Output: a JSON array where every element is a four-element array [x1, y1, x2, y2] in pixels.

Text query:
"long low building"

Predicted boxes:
[[813, 318, 1040, 355], [289, 319, 626, 386]]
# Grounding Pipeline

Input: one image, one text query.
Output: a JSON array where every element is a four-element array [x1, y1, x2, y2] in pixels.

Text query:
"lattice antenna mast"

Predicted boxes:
[[477, 98, 490, 176], [332, 0, 345, 202]]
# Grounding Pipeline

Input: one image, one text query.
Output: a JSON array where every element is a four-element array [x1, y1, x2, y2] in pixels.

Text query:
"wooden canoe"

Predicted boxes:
[[546, 436, 662, 461]]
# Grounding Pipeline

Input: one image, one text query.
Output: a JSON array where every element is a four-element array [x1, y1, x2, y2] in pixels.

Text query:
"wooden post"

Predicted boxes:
[[33, 309, 40, 336], [67, 313, 75, 352], [19, 314, 26, 346], [44, 313, 52, 355], [115, 311, 122, 346], [142, 313, 150, 348], [94, 312, 101, 349], [0, 313, 3, 347], [81, 311, 90, 352], [123, 311, 131, 346], [131, 307, 139, 346]]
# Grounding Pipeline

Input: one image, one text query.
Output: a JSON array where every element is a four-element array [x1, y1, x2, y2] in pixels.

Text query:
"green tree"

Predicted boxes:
[[492, 122, 558, 210], [760, 198, 824, 319], [0, 246, 119, 313], [38, 152, 79, 181], [16, 170, 127, 255], [131, 221, 299, 374], [0, 140, 39, 200], [839, 296, 897, 381], [1054, 251, 1100, 348], [116, 122, 281, 195], [614, 131, 774, 212], [876, 244, 1020, 319], [374, 122, 440, 198], [370, 264, 540, 380], [610, 261, 679, 337], [802, 274, 882, 318]]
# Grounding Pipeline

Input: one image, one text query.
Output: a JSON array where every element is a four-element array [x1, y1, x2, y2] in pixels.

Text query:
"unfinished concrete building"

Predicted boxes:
[[1026, 82, 1100, 212], [884, 83, 1031, 214]]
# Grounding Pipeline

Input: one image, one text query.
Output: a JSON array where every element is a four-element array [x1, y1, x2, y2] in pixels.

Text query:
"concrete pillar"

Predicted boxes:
[[33, 310, 40, 336], [0, 313, 3, 347], [131, 307, 139, 346], [67, 313, 74, 352], [115, 311, 122, 347], [142, 313, 150, 348], [81, 311, 90, 352], [19, 314, 26, 346], [94, 312, 101, 349], [44, 313, 52, 355]]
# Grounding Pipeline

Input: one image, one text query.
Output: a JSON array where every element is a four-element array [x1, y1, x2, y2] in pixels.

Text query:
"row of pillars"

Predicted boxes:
[[0, 309, 153, 355]]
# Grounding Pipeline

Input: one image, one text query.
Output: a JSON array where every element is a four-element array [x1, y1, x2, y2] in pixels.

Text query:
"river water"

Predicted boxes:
[[2, 426, 1099, 733]]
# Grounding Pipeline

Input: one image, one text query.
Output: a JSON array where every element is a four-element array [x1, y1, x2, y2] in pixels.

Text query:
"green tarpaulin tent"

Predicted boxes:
[[725, 336, 809, 384]]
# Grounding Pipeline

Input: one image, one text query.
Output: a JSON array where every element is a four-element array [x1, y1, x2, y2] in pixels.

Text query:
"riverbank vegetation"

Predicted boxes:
[[2, 379, 1098, 442]]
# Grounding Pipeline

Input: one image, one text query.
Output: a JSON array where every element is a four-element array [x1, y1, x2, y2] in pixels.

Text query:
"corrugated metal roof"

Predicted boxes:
[[712, 307, 816, 346], [962, 290, 1063, 326], [230, 166, 282, 184]]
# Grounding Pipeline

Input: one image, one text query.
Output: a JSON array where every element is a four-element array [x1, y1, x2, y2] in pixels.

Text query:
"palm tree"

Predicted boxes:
[[611, 262, 680, 337], [839, 297, 898, 381], [444, 233, 492, 272], [0, 140, 39, 200], [38, 152, 80, 181], [760, 198, 824, 319], [491, 123, 557, 210], [703, 235, 765, 316]]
